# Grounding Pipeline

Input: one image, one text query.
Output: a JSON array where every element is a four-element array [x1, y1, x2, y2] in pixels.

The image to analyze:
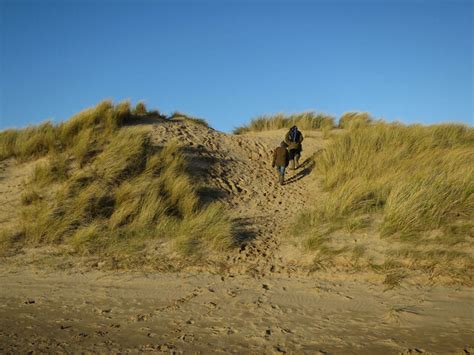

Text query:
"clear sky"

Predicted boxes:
[[1, 0, 472, 132]]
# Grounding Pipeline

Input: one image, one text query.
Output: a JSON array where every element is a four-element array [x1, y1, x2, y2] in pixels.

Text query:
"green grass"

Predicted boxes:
[[1, 101, 234, 263], [233, 111, 335, 134]]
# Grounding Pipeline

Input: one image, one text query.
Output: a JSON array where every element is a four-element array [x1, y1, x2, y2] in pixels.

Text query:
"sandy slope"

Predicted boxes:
[[0, 120, 473, 353], [150, 121, 325, 275]]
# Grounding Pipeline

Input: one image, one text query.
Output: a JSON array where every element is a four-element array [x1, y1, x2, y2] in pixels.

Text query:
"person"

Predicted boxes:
[[272, 141, 290, 185], [284, 125, 304, 170]]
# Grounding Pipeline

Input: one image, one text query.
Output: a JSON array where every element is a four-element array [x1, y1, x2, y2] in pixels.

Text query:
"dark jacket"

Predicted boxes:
[[284, 130, 304, 151], [272, 146, 290, 167]]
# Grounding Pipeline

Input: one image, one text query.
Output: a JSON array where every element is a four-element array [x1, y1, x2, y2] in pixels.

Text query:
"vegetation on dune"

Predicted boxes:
[[2, 99, 472, 282], [338, 112, 372, 129], [296, 121, 473, 282], [316, 122, 473, 233], [233, 112, 335, 134], [0, 101, 233, 262], [232, 111, 376, 135], [0, 100, 175, 163], [170, 111, 210, 128], [0, 100, 135, 161]]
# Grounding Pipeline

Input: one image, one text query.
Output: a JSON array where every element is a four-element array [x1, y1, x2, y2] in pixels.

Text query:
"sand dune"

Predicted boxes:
[[0, 118, 473, 353]]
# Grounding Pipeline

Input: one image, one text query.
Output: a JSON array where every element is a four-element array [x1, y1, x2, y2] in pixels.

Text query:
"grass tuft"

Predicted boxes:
[[233, 111, 335, 134], [338, 112, 372, 129], [133, 101, 147, 116], [31, 153, 69, 185]]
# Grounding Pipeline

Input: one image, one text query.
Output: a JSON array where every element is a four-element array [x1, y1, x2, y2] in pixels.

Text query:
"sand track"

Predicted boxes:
[[150, 121, 324, 276]]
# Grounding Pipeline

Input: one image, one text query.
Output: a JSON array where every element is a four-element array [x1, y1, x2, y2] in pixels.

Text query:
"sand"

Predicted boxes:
[[0, 265, 473, 354]]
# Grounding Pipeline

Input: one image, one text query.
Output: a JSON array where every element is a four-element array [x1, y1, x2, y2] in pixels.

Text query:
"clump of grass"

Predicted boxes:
[[20, 187, 42, 206], [133, 101, 147, 116], [0, 228, 24, 256], [0, 122, 57, 161], [0, 99, 171, 162], [233, 111, 335, 134], [322, 124, 333, 140], [346, 215, 371, 233], [31, 153, 69, 185], [70, 127, 95, 167], [383, 270, 406, 290], [352, 244, 366, 260], [338, 112, 372, 129]]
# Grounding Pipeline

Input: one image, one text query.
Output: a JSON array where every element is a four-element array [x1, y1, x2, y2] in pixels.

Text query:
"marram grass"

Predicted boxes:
[[295, 121, 473, 281], [233, 111, 335, 134], [1, 101, 234, 262]]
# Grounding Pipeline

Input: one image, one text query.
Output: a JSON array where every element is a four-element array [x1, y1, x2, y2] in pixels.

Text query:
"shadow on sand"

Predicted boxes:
[[284, 157, 315, 185], [179, 145, 258, 245], [231, 217, 258, 246]]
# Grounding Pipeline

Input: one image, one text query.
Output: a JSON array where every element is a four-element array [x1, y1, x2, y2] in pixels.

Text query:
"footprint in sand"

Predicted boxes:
[[132, 313, 151, 322], [180, 333, 195, 343], [399, 349, 426, 354]]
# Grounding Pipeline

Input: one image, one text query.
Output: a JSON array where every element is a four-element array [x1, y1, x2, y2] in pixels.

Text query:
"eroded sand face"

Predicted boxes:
[[0, 266, 473, 354]]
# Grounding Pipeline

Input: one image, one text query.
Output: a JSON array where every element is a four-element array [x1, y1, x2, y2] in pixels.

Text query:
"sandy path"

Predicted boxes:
[[0, 266, 472, 354], [151, 122, 324, 275]]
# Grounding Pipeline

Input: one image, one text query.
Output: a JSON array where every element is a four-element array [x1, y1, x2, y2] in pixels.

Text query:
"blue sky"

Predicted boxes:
[[1, 0, 472, 132]]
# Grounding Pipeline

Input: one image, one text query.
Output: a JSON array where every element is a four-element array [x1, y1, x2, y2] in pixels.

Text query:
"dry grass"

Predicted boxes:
[[338, 112, 372, 129], [133, 101, 148, 116], [233, 112, 335, 134], [1, 100, 128, 161], [31, 153, 70, 185], [315, 122, 473, 233], [295, 121, 474, 283], [1, 101, 234, 263], [170, 111, 210, 128], [0, 100, 170, 163], [0, 122, 57, 161]]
